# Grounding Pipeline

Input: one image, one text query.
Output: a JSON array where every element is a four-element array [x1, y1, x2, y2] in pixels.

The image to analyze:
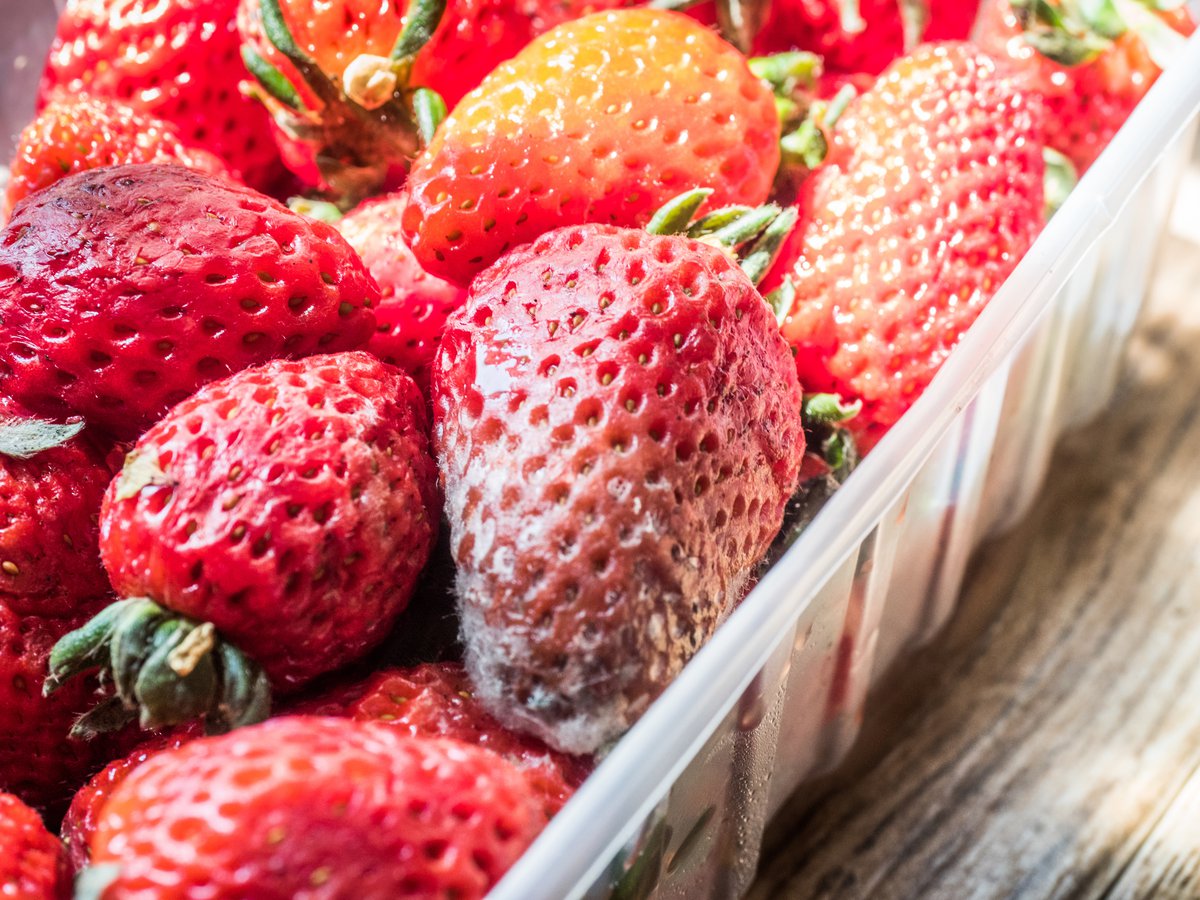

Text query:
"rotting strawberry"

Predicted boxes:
[[86, 718, 542, 900], [974, 0, 1195, 173], [403, 8, 781, 285], [434, 217, 805, 753], [3, 95, 228, 224], [0, 164, 378, 440], [60, 727, 199, 874], [334, 193, 469, 398], [0, 792, 68, 900], [299, 662, 592, 820], [39, 0, 284, 193], [766, 42, 1045, 442], [48, 352, 439, 735]]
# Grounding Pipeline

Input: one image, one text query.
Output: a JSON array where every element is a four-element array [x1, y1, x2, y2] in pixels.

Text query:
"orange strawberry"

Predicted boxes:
[[402, 8, 781, 285]]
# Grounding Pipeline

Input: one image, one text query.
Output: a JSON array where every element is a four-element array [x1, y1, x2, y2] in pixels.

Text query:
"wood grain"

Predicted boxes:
[[749, 225, 1200, 900]]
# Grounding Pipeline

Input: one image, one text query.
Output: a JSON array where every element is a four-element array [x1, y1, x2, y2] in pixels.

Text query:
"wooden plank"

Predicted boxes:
[[749, 231, 1200, 900], [1105, 761, 1200, 900]]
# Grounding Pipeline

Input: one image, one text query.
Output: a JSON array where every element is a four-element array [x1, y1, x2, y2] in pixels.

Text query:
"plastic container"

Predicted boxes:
[[5, 5, 1199, 898]]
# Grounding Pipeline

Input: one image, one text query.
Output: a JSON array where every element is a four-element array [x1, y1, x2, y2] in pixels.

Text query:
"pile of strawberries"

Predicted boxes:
[[0, 0, 1190, 896]]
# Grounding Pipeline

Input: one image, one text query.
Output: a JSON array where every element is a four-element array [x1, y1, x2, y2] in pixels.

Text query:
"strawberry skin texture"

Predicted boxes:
[[40, 0, 284, 192], [770, 42, 1045, 438], [90, 718, 542, 900], [0, 792, 68, 900], [404, 9, 781, 285], [974, 0, 1195, 173], [336, 195, 468, 398], [434, 225, 805, 753], [100, 352, 439, 692], [4, 96, 228, 222], [299, 663, 592, 820], [0, 164, 378, 440]]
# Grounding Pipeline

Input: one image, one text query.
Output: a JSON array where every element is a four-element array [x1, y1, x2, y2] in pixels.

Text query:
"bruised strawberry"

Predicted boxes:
[[4, 96, 228, 221], [49, 352, 439, 735], [434, 224, 805, 753], [768, 43, 1045, 440], [39, 0, 284, 192], [403, 9, 781, 285], [0, 165, 378, 440], [89, 718, 542, 899], [975, 0, 1195, 173], [0, 792, 68, 900], [300, 663, 591, 820], [335, 194, 468, 397]]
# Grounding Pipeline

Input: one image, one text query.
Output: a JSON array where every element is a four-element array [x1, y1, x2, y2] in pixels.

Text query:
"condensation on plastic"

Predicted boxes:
[[3, 4, 1198, 899]]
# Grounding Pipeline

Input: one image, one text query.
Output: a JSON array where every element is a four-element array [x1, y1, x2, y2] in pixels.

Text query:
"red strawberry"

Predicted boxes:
[[0, 792, 68, 900], [89, 718, 542, 900], [300, 663, 591, 820], [974, 0, 1195, 173], [335, 194, 468, 397], [403, 8, 781, 285], [434, 224, 805, 752], [0, 410, 123, 816], [39, 0, 284, 192], [236, 0, 638, 199], [767, 42, 1045, 440], [0, 164, 378, 440], [60, 728, 198, 874], [49, 352, 439, 734], [4, 96, 228, 221], [690, 0, 981, 72]]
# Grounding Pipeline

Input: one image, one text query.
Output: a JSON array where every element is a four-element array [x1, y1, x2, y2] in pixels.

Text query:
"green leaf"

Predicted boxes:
[[110, 598, 169, 703], [1043, 147, 1079, 218], [1079, 0, 1128, 38], [766, 277, 797, 328], [413, 88, 448, 147], [1114, 0, 1188, 69], [0, 417, 84, 459], [646, 189, 714, 236], [740, 205, 799, 286], [288, 197, 345, 222], [241, 46, 306, 112], [803, 393, 863, 427], [257, 0, 308, 64], [391, 0, 449, 62], [135, 620, 219, 730], [44, 599, 136, 695]]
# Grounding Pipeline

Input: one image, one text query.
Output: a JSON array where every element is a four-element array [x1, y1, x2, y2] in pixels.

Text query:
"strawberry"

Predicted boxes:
[[0, 164, 378, 440], [689, 0, 981, 72], [434, 222, 806, 753], [766, 42, 1045, 441], [39, 0, 285, 192], [334, 193, 468, 397], [88, 718, 542, 899], [237, 0, 638, 200], [0, 410, 124, 816], [299, 663, 592, 820], [49, 352, 439, 734], [59, 727, 198, 874], [974, 0, 1195, 173], [0, 792, 68, 900], [402, 8, 782, 285], [4, 96, 228, 222]]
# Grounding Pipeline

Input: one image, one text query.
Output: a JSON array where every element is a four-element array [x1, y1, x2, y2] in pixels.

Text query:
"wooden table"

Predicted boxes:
[[750, 169, 1200, 899]]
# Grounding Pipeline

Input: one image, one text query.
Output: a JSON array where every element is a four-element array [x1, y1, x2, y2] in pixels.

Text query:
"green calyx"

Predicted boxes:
[[246, 0, 449, 206], [45, 598, 270, 738], [779, 83, 857, 173], [645, 188, 799, 287], [1012, 0, 1185, 69], [802, 392, 863, 481], [0, 416, 84, 459]]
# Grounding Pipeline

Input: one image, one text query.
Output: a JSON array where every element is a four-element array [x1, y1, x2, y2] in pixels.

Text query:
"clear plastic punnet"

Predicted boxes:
[[5, 5, 1200, 899]]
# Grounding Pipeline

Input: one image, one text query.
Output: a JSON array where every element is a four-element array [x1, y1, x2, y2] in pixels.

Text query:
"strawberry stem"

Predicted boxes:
[[46, 599, 271, 737], [897, 0, 931, 49], [413, 88, 448, 146]]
